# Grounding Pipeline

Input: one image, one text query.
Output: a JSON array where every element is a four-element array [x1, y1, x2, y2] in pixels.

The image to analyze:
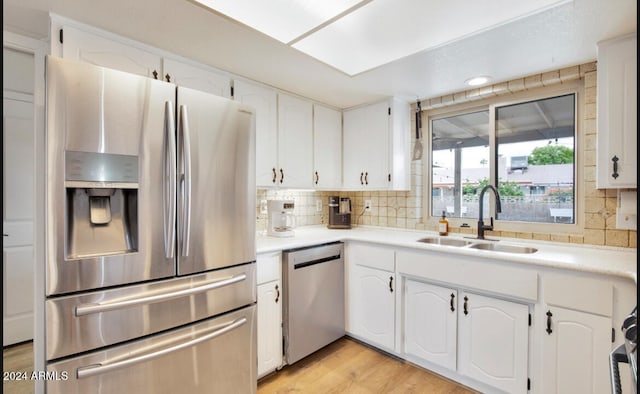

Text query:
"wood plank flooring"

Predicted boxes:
[[258, 337, 478, 394], [3, 341, 35, 394], [3, 337, 477, 394]]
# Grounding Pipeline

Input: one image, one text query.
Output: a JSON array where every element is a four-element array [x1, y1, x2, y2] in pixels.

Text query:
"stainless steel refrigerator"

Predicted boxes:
[[43, 56, 257, 393]]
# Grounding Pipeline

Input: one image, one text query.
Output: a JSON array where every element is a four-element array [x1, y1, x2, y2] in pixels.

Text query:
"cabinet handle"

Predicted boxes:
[[463, 296, 468, 315], [152, 70, 158, 80], [280, 169, 284, 184], [611, 156, 619, 179], [315, 171, 319, 185], [364, 172, 368, 185], [360, 172, 364, 185], [272, 168, 277, 183], [165, 73, 171, 82], [389, 276, 394, 293], [546, 310, 553, 334], [275, 284, 280, 304], [450, 293, 455, 312]]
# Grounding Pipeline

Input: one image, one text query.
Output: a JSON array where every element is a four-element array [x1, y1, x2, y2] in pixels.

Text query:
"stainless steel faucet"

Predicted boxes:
[[477, 185, 502, 240]]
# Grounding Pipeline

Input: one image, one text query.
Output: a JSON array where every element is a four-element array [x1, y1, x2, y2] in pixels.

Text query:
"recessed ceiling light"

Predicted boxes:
[[465, 76, 491, 86]]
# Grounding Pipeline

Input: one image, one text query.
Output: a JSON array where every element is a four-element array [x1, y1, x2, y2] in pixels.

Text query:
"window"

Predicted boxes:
[[429, 93, 576, 225]]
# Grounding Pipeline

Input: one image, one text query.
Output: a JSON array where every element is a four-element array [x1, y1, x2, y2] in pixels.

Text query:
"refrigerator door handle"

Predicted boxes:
[[179, 104, 192, 257], [74, 274, 247, 317], [163, 101, 177, 259], [76, 317, 247, 379]]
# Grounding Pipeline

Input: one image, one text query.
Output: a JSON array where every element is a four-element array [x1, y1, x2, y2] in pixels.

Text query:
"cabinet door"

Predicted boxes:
[[361, 101, 390, 189], [349, 264, 395, 351], [277, 94, 313, 189], [404, 280, 457, 370], [342, 101, 391, 190], [61, 25, 162, 78], [541, 306, 611, 394], [257, 279, 282, 378], [313, 104, 342, 189], [342, 107, 366, 189], [596, 33, 637, 188], [458, 292, 529, 394], [163, 58, 230, 97], [233, 80, 278, 187]]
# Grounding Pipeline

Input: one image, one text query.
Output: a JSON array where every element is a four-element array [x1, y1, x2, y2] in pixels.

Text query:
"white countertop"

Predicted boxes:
[[257, 225, 637, 284]]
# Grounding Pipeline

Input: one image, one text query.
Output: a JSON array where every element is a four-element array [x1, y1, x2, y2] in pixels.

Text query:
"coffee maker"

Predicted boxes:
[[328, 196, 352, 229], [267, 199, 296, 237]]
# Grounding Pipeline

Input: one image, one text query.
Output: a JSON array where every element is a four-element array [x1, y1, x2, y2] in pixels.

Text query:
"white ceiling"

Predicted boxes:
[[3, 0, 637, 109]]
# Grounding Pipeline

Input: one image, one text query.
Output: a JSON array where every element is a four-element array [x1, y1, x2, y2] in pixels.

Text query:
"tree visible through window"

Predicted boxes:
[[431, 94, 576, 224]]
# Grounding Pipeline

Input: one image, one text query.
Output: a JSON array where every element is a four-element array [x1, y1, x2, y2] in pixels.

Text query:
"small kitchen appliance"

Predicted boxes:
[[328, 196, 352, 229], [267, 199, 296, 237]]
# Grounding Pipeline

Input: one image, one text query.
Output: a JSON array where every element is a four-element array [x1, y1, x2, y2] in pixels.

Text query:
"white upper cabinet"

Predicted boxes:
[[313, 104, 342, 189], [233, 79, 279, 187], [596, 33, 637, 188], [163, 58, 231, 98], [277, 93, 314, 189], [56, 24, 162, 79], [343, 98, 410, 190]]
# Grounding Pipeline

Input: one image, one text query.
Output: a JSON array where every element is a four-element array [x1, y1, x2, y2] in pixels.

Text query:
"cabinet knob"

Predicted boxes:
[[165, 73, 171, 82], [360, 172, 364, 185], [315, 171, 319, 185], [152, 70, 158, 79], [280, 169, 284, 184], [463, 296, 469, 315], [546, 310, 553, 334], [275, 284, 280, 304], [272, 168, 277, 183], [364, 172, 368, 185], [389, 276, 394, 293], [450, 293, 455, 312]]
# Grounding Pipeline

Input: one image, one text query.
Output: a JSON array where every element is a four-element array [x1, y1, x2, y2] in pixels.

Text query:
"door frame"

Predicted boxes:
[[3, 30, 47, 393]]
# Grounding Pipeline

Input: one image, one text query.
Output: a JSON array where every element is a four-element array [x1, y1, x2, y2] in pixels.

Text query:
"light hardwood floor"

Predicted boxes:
[[3, 337, 477, 393], [258, 337, 477, 394]]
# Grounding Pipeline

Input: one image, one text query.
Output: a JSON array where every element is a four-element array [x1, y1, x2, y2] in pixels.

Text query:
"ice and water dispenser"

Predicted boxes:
[[65, 151, 139, 259]]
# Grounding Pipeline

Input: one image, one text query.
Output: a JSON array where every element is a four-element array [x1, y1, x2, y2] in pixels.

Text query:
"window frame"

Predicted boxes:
[[423, 80, 584, 236]]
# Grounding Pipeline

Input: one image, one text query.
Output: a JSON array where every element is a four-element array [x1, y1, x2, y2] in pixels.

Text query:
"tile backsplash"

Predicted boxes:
[[256, 62, 636, 249]]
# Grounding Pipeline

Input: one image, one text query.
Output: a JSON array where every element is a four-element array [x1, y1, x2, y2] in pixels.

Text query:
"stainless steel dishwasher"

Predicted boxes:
[[283, 242, 345, 365]]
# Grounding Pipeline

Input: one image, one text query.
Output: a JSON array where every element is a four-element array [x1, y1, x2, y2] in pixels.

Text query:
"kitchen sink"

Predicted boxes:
[[416, 237, 474, 247], [466, 242, 538, 254]]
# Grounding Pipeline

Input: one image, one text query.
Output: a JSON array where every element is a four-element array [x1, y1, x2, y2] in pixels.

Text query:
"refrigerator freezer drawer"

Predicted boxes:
[[46, 263, 256, 360], [47, 305, 257, 394]]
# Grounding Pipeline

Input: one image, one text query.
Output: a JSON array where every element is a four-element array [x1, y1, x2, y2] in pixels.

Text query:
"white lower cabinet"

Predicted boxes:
[[404, 280, 457, 370], [347, 243, 396, 352], [458, 292, 529, 394], [540, 306, 611, 394], [402, 279, 529, 394], [256, 252, 283, 379]]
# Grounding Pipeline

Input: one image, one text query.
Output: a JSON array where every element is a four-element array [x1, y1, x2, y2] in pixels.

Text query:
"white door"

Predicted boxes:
[[458, 292, 529, 394], [257, 279, 282, 378], [233, 79, 278, 187], [362, 100, 390, 189], [277, 93, 313, 189], [3, 90, 35, 345], [342, 106, 366, 189], [404, 279, 457, 370], [351, 264, 395, 351], [313, 104, 342, 189], [541, 306, 612, 394]]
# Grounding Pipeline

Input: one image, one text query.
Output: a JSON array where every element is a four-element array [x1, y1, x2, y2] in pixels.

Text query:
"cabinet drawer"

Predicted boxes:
[[257, 252, 281, 284], [348, 242, 395, 272], [543, 273, 613, 316]]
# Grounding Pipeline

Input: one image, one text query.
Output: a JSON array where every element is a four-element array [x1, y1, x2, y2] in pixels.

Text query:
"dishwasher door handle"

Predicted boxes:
[[293, 254, 341, 270]]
